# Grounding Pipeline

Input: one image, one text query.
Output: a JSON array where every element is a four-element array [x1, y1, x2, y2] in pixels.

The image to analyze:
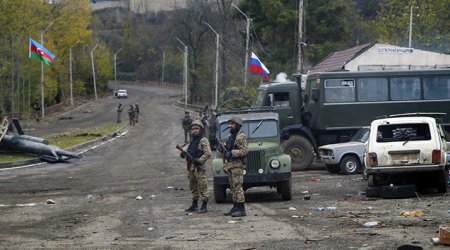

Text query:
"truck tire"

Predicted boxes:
[[213, 183, 227, 203], [436, 169, 448, 194], [366, 186, 381, 197], [339, 155, 361, 175], [282, 135, 313, 171], [380, 185, 416, 199], [278, 179, 292, 201]]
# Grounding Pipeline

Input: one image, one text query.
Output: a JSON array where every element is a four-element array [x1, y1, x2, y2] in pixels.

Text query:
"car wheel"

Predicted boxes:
[[278, 179, 292, 201], [325, 164, 340, 174], [436, 169, 448, 194], [366, 186, 381, 197], [213, 183, 226, 203], [339, 155, 361, 175], [282, 135, 314, 171]]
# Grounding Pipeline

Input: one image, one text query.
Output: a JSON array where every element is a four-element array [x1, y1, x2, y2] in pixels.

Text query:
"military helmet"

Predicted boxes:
[[228, 116, 243, 125], [191, 119, 204, 129]]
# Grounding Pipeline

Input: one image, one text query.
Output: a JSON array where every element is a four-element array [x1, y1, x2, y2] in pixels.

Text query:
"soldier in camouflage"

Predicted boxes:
[[181, 120, 212, 213], [223, 116, 249, 217]]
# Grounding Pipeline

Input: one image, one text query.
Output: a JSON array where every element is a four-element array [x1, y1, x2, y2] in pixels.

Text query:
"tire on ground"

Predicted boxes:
[[282, 135, 314, 171], [339, 155, 361, 175], [325, 164, 340, 174], [380, 185, 416, 199], [436, 169, 448, 194], [366, 186, 381, 197], [213, 183, 226, 203], [278, 179, 292, 201]]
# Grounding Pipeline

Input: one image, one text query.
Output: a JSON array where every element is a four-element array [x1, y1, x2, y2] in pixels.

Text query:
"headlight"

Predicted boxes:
[[270, 159, 280, 169]]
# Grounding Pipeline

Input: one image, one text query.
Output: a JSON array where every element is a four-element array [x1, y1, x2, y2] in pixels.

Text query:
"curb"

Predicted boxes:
[[0, 124, 129, 169]]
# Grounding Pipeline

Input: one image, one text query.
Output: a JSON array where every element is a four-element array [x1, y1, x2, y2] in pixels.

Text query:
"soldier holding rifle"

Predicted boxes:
[[177, 120, 211, 213]]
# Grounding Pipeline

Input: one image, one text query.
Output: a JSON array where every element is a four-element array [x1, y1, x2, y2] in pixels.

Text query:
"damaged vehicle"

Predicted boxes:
[[365, 113, 448, 198], [319, 127, 369, 175]]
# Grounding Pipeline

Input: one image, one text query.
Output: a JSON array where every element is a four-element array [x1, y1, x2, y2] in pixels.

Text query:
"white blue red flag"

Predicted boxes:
[[250, 52, 270, 80]]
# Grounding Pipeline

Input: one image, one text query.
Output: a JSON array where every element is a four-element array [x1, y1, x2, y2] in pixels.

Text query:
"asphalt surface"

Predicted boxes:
[[0, 83, 450, 249]]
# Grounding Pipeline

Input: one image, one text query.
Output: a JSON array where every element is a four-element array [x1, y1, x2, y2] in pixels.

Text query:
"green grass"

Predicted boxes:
[[0, 122, 126, 163]]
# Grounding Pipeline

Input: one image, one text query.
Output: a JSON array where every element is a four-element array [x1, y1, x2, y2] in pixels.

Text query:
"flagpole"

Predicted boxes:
[[40, 21, 54, 118]]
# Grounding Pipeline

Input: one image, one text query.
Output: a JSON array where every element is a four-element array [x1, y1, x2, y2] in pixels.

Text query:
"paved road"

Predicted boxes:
[[0, 83, 449, 249]]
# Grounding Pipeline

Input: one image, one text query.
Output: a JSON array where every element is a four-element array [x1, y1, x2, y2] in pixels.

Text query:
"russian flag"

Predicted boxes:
[[250, 52, 270, 80], [29, 38, 56, 65]]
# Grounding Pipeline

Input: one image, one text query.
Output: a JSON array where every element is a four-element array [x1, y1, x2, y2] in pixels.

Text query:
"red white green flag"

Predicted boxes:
[[29, 38, 56, 65]]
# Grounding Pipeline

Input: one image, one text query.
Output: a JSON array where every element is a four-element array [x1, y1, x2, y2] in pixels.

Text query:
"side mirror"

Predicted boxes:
[[311, 89, 319, 102]]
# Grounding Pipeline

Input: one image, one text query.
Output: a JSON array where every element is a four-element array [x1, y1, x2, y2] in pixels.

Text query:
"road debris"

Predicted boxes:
[[45, 199, 55, 205], [135, 195, 143, 200], [289, 207, 297, 211], [399, 210, 424, 217], [362, 221, 379, 228]]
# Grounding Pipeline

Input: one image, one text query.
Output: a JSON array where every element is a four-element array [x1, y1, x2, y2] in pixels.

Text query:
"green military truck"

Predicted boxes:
[[254, 69, 450, 171], [212, 109, 292, 203]]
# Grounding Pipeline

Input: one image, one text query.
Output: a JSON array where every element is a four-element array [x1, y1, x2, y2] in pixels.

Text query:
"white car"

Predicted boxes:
[[319, 127, 369, 175], [116, 89, 128, 98], [365, 113, 449, 196]]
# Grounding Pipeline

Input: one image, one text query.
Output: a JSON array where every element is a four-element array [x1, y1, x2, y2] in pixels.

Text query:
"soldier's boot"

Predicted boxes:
[[231, 203, 246, 217], [184, 199, 198, 212], [198, 201, 208, 213], [224, 203, 238, 216]]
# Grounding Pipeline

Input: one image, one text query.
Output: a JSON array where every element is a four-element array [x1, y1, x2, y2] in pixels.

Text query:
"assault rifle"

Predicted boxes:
[[175, 144, 195, 171], [217, 142, 227, 164]]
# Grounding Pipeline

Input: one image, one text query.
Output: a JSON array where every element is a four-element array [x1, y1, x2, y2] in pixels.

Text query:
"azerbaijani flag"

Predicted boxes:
[[29, 38, 56, 65], [250, 52, 270, 80]]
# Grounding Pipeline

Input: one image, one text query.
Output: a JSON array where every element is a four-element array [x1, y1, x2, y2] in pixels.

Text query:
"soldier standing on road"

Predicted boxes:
[[223, 116, 249, 217], [116, 103, 123, 123], [134, 103, 140, 123], [182, 112, 193, 143], [181, 120, 212, 213], [128, 105, 135, 126]]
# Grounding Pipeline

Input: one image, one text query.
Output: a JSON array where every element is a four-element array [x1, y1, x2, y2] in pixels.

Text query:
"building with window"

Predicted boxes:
[[309, 43, 450, 73]]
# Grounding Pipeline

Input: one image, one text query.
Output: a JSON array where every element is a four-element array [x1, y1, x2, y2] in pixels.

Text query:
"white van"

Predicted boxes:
[[365, 113, 448, 195]]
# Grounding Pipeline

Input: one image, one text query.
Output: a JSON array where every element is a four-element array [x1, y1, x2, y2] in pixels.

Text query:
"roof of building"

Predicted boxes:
[[308, 43, 374, 73]]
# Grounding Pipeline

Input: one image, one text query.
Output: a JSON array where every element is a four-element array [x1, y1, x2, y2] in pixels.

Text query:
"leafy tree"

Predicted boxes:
[[375, 0, 449, 53]]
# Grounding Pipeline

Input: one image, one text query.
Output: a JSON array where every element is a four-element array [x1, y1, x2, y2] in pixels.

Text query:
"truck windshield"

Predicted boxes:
[[219, 120, 278, 139], [254, 90, 266, 106], [351, 128, 369, 142]]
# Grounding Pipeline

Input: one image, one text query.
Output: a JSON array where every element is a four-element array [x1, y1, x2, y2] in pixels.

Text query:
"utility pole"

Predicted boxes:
[[408, 6, 413, 48], [176, 38, 188, 107], [90, 44, 99, 101], [69, 40, 80, 106], [204, 22, 220, 110], [232, 3, 250, 89], [114, 48, 122, 91], [161, 48, 165, 85], [297, 0, 304, 73]]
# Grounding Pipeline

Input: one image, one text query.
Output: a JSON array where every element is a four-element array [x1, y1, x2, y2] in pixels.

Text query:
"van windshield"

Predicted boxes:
[[376, 123, 431, 142]]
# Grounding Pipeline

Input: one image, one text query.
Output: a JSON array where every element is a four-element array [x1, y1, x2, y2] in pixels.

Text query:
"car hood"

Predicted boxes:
[[319, 141, 364, 150]]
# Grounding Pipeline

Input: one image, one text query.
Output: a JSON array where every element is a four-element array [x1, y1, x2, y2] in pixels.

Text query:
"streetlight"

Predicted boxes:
[[231, 3, 250, 89], [175, 37, 188, 108], [90, 44, 99, 100], [114, 48, 122, 91], [204, 22, 220, 110], [69, 40, 80, 106], [408, 6, 419, 48], [40, 21, 54, 118]]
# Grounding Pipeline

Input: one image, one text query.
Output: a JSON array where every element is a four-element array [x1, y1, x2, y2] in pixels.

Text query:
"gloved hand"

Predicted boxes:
[[225, 151, 232, 161], [180, 152, 186, 159]]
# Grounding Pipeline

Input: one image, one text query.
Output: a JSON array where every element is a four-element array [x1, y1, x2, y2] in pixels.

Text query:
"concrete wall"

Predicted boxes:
[[346, 43, 450, 71]]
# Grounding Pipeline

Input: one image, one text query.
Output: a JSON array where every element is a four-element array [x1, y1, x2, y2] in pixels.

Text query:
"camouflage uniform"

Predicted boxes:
[[223, 116, 249, 217], [182, 112, 193, 143], [134, 103, 140, 123], [187, 137, 211, 202], [183, 120, 212, 213], [224, 130, 248, 203], [116, 104, 123, 123], [128, 105, 135, 126]]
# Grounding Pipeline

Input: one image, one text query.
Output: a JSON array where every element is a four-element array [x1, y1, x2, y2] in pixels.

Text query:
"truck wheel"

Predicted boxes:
[[380, 185, 416, 199], [366, 186, 381, 197], [325, 164, 340, 174], [213, 183, 226, 203], [339, 156, 361, 175], [436, 169, 448, 194], [278, 179, 292, 201], [282, 135, 313, 171]]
